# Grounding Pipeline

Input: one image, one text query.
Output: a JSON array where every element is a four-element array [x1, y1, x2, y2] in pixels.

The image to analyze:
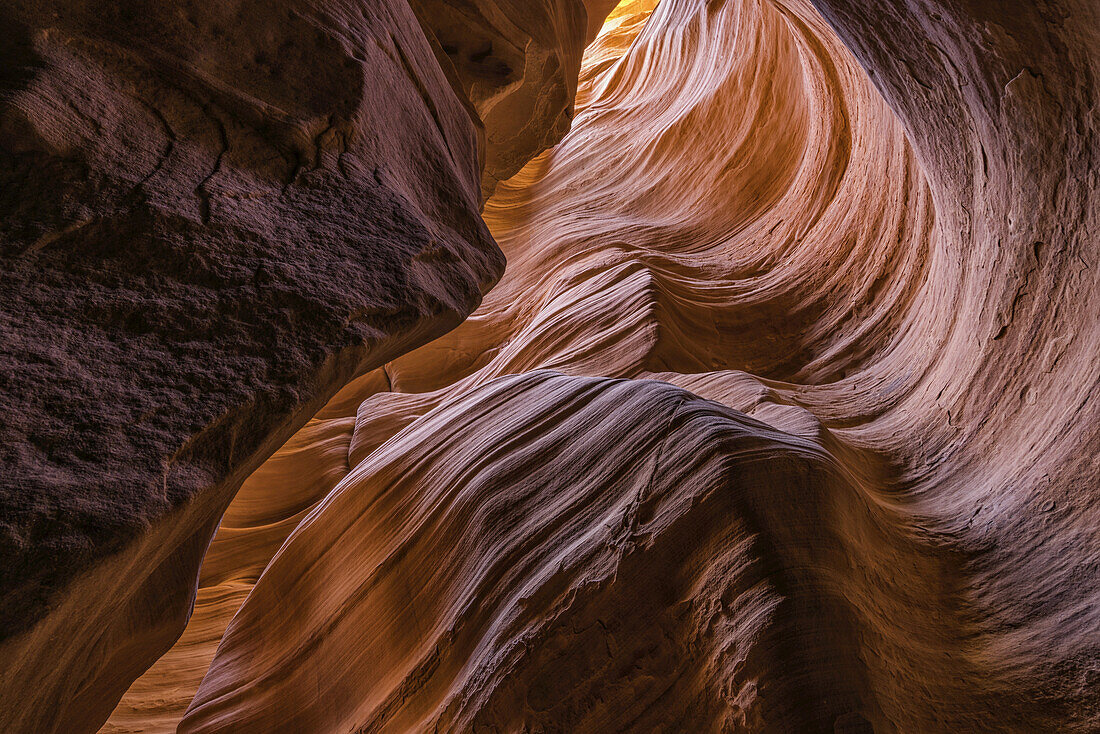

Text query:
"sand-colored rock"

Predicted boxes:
[[180, 371, 891, 733]]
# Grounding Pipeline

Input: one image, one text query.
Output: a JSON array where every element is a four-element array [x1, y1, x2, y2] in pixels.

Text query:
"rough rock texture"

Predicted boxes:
[[0, 0, 507, 731], [21, 0, 1100, 729]]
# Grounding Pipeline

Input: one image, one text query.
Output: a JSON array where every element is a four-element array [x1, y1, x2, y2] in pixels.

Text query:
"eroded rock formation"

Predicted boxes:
[[0, 0, 596, 729], [181, 371, 884, 732], [408, 0, 591, 198], [3, 0, 1098, 731]]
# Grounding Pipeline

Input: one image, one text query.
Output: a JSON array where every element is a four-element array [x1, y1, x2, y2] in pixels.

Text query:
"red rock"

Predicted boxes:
[[5, 0, 1100, 731]]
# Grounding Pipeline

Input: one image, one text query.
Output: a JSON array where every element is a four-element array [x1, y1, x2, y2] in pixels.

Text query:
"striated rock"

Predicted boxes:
[[801, 0, 1100, 727], [0, 0, 505, 731], [99, 412, 358, 734], [12, 0, 1098, 729], [144, 0, 1100, 730], [122, 0, 936, 729], [383, 0, 934, 396], [179, 371, 889, 732]]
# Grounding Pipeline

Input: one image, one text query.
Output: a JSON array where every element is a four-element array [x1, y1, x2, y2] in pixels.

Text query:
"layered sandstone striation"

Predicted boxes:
[[4, 0, 1098, 730], [107, 0, 1100, 731], [3, 0, 616, 726], [181, 371, 884, 732]]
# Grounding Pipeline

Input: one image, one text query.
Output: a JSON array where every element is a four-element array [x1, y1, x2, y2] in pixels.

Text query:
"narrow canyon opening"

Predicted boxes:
[[3, 0, 1098, 732]]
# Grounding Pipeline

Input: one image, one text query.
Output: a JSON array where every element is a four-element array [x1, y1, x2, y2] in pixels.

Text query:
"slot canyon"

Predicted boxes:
[[1, 0, 1098, 731]]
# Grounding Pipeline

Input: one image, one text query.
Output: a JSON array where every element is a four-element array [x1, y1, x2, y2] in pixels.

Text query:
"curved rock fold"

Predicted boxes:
[[2, 0, 1097, 731]]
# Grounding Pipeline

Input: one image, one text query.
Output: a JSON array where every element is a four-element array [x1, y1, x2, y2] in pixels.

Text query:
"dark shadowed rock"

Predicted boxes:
[[0, 0, 503, 730]]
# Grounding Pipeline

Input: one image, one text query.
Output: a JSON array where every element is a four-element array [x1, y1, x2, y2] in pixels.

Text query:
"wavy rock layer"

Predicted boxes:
[[113, 0, 1099, 731], [182, 371, 888, 733]]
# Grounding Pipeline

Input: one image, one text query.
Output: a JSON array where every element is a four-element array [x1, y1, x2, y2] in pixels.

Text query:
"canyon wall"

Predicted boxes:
[[112, 0, 1100, 731], [407, 0, 590, 198], [2, 0, 1096, 731], [0, 0, 599, 731]]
